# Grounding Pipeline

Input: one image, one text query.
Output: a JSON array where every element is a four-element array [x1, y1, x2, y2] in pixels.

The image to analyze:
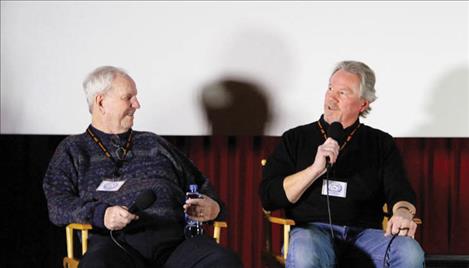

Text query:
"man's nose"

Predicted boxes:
[[132, 98, 141, 109], [328, 89, 339, 101]]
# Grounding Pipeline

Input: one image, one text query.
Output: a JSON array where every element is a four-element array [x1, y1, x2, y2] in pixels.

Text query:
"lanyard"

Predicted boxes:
[[317, 120, 361, 151], [86, 127, 133, 177]]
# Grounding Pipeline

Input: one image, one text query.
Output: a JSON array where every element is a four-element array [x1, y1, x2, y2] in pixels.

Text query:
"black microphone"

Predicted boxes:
[[326, 121, 344, 169], [110, 190, 156, 259], [128, 189, 156, 214]]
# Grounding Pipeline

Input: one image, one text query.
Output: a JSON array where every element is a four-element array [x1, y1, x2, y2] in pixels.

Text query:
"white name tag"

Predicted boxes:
[[96, 180, 126, 192], [321, 179, 347, 198]]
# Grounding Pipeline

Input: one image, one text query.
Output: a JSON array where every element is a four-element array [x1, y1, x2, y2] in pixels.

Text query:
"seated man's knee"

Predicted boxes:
[[206, 246, 243, 268], [79, 250, 133, 268], [78, 237, 138, 268], [165, 236, 242, 268], [393, 237, 425, 267], [286, 226, 335, 268]]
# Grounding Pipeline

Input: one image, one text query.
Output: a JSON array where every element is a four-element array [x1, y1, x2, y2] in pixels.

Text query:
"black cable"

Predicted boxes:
[[110, 230, 136, 268], [325, 168, 334, 239], [383, 233, 398, 268], [325, 167, 340, 267], [326, 165, 397, 268]]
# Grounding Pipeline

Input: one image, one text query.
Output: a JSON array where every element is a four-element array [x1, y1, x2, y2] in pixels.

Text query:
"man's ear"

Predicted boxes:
[[95, 94, 105, 113], [359, 99, 369, 113]]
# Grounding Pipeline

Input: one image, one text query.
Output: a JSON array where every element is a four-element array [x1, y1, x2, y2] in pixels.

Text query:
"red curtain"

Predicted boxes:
[[395, 138, 469, 254], [166, 136, 469, 267]]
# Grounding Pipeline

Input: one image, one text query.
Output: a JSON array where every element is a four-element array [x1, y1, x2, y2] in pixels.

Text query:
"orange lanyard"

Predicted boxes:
[[86, 127, 133, 166], [317, 120, 361, 151]]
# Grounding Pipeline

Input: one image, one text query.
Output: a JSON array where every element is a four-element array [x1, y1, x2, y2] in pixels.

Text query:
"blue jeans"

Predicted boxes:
[[286, 222, 424, 268]]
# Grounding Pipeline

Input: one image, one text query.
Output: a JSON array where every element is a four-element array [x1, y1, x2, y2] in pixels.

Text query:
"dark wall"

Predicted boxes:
[[2, 135, 67, 267]]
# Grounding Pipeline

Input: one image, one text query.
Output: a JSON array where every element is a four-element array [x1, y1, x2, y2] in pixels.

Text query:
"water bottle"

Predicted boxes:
[[184, 184, 204, 238]]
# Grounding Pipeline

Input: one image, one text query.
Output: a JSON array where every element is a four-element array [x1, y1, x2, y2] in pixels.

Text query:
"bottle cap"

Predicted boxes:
[[189, 184, 198, 193]]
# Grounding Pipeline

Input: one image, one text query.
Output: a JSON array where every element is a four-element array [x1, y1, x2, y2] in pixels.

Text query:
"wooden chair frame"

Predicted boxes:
[[262, 207, 422, 266], [63, 221, 228, 268]]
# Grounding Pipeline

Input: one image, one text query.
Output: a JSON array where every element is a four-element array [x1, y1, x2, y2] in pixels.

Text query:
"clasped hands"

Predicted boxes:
[[385, 209, 417, 239], [104, 195, 220, 231]]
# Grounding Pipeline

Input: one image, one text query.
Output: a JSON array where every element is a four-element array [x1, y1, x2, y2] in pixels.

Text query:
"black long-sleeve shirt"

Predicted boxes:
[[259, 116, 416, 229]]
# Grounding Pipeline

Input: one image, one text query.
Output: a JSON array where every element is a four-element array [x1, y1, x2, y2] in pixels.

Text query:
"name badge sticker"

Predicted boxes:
[[321, 179, 347, 198], [96, 179, 126, 192]]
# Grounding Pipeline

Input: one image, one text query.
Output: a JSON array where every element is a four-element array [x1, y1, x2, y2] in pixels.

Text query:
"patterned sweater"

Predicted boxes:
[[43, 125, 224, 234]]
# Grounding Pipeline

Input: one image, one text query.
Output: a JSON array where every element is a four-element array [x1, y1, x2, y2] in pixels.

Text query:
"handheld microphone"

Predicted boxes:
[[110, 190, 156, 261], [128, 189, 156, 213], [324, 121, 345, 259], [326, 121, 344, 169]]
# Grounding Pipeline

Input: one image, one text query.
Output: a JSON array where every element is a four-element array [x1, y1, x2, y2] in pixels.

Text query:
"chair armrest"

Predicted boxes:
[[263, 210, 295, 260], [65, 223, 92, 259], [267, 215, 295, 226], [268, 215, 295, 259], [213, 221, 228, 244]]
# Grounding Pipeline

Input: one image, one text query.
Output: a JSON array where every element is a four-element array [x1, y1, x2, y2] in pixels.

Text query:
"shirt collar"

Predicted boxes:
[[88, 124, 132, 142], [319, 114, 360, 138]]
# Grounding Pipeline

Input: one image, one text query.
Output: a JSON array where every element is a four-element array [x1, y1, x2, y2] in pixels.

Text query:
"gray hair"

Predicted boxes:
[[331, 60, 377, 117], [82, 66, 131, 113]]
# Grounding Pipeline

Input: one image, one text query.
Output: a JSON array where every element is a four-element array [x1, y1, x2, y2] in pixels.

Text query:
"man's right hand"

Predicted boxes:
[[314, 137, 340, 172], [283, 137, 340, 204], [104, 205, 138, 230]]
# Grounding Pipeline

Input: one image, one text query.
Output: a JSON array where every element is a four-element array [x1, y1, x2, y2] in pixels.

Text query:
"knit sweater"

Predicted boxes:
[[259, 116, 416, 229], [43, 125, 224, 233]]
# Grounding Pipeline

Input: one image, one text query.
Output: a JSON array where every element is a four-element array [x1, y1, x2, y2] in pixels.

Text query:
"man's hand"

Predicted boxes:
[[183, 195, 220, 222], [104, 205, 138, 231], [313, 137, 340, 172], [282, 137, 340, 204], [385, 209, 417, 238]]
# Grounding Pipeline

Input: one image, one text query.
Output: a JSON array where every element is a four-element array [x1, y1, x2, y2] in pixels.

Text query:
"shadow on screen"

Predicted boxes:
[[200, 79, 271, 135], [409, 64, 468, 137]]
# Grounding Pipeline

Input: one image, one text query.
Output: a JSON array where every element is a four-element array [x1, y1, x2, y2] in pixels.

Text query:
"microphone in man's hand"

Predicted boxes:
[[128, 189, 156, 214], [111, 190, 156, 258], [326, 121, 344, 169]]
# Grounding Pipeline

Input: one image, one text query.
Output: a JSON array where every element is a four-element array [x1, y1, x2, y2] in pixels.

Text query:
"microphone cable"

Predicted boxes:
[[110, 229, 137, 268], [383, 232, 398, 268], [106, 190, 156, 267], [325, 167, 334, 239], [323, 121, 344, 241], [325, 166, 340, 268]]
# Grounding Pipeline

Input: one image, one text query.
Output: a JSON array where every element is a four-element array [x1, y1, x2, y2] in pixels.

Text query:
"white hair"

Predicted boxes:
[[82, 66, 131, 113], [331, 61, 378, 117]]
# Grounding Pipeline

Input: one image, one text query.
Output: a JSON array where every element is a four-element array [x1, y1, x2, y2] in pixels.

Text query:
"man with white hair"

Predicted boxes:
[[43, 66, 241, 267], [260, 61, 424, 268]]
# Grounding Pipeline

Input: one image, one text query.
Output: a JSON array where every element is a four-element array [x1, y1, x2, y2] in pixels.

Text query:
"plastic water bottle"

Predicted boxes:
[[184, 184, 204, 238]]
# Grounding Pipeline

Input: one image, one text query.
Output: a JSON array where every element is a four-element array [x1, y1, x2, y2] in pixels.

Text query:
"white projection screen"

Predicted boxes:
[[1, 1, 468, 137]]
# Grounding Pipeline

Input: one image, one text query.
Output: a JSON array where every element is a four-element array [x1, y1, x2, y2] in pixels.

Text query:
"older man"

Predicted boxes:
[[260, 61, 424, 268], [43, 66, 241, 267]]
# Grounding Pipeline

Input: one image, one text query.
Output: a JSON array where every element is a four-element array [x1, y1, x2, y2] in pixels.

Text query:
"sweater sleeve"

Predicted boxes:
[[155, 135, 227, 221], [259, 131, 296, 211], [381, 135, 416, 210], [42, 138, 108, 227]]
